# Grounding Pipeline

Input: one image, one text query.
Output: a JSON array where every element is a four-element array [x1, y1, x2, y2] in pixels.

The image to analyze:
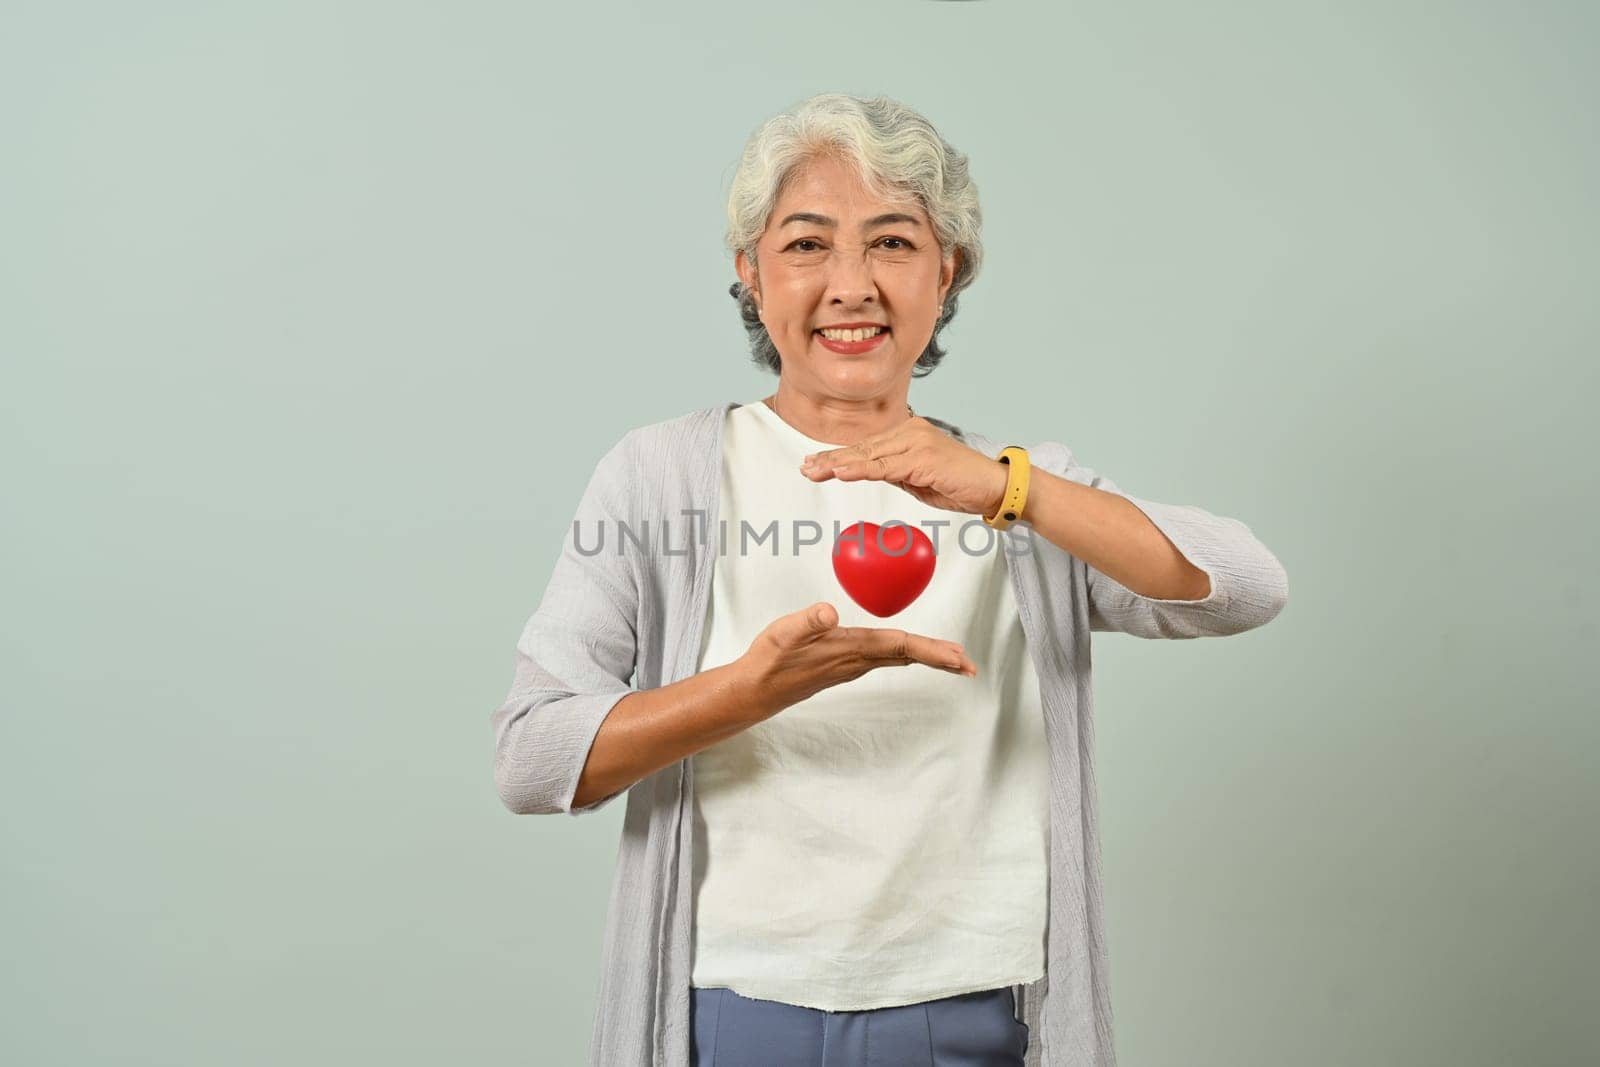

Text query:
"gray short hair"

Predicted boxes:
[[725, 93, 984, 378]]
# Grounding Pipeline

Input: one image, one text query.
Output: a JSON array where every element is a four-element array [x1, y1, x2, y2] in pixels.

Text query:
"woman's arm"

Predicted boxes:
[[573, 598, 977, 807], [492, 434, 646, 816], [493, 430, 769, 815], [1014, 465, 1215, 603], [1025, 441, 1290, 640], [570, 661, 766, 810], [800, 421, 1286, 640]]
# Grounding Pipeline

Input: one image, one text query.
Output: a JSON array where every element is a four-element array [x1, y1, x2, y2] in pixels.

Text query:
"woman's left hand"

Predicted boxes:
[[799, 417, 1009, 517]]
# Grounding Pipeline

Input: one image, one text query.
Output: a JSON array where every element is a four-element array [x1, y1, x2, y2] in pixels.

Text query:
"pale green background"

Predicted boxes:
[[4, 2, 1595, 1064]]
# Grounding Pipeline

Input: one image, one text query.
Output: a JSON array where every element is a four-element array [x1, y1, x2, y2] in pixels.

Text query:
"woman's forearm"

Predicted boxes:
[[1018, 466, 1212, 602], [572, 659, 769, 810]]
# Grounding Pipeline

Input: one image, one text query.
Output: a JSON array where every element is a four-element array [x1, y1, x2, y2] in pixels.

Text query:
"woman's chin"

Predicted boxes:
[[814, 342, 897, 376], [819, 357, 888, 381]]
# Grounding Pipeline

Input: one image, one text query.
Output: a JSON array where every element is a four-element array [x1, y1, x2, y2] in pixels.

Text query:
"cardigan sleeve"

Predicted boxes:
[[1032, 441, 1290, 640], [491, 432, 641, 815]]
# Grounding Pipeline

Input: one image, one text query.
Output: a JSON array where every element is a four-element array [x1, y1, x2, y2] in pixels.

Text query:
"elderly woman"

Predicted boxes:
[[491, 93, 1289, 1067]]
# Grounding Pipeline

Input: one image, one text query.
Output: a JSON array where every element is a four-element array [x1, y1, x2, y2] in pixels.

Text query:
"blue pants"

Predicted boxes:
[[690, 984, 1029, 1066]]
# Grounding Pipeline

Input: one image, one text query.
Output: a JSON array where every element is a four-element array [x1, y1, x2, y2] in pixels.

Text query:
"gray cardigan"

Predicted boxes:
[[491, 402, 1289, 1066]]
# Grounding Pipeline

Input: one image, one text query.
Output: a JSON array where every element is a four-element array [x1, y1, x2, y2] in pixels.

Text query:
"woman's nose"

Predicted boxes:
[[824, 253, 880, 306]]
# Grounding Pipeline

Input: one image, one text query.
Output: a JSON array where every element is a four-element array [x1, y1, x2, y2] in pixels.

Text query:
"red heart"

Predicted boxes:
[[831, 521, 936, 617]]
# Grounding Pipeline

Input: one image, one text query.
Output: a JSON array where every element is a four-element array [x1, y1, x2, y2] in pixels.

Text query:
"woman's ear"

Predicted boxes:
[[735, 249, 760, 305], [939, 247, 962, 299]]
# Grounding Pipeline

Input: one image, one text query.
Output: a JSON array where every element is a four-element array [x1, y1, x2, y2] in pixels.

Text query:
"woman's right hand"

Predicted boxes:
[[736, 601, 978, 721]]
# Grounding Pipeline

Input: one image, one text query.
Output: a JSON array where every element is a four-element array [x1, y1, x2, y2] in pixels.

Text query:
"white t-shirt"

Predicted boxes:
[[688, 399, 1049, 1011]]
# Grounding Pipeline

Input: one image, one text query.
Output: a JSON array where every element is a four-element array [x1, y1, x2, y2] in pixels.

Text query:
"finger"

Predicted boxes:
[[861, 627, 912, 663], [805, 601, 839, 634], [863, 629, 972, 674], [921, 637, 977, 676], [830, 452, 913, 484], [772, 601, 838, 646], [805, 431, 917, 473]]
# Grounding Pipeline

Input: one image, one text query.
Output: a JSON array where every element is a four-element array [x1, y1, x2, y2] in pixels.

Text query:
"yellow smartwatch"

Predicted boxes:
[[984, 446, 1031, 530]]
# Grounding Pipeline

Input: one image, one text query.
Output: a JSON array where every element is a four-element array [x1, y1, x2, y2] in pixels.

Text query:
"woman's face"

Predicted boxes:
[[736, 153, 959, 400]]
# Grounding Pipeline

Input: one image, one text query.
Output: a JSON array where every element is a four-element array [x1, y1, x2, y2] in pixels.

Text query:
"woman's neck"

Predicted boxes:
[[763, 389, 914, 447]]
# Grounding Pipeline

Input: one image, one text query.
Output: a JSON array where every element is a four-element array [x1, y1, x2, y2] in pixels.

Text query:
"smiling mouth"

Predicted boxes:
[[815, 326, 889, 342]]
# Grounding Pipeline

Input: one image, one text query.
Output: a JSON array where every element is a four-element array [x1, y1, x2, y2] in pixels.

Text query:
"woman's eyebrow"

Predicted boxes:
[[778, 211, 923, 229]]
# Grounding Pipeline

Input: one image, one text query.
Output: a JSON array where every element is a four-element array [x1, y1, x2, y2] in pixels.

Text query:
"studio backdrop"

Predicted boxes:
[[4, 2, 1595, 1065]]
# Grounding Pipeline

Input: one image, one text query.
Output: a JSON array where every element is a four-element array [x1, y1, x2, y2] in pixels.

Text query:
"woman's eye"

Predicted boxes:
[[782, 237, 912, 252]]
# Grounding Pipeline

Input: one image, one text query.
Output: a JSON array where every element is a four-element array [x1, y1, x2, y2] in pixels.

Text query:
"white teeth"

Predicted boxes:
[[819, 326, 885, 342]]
